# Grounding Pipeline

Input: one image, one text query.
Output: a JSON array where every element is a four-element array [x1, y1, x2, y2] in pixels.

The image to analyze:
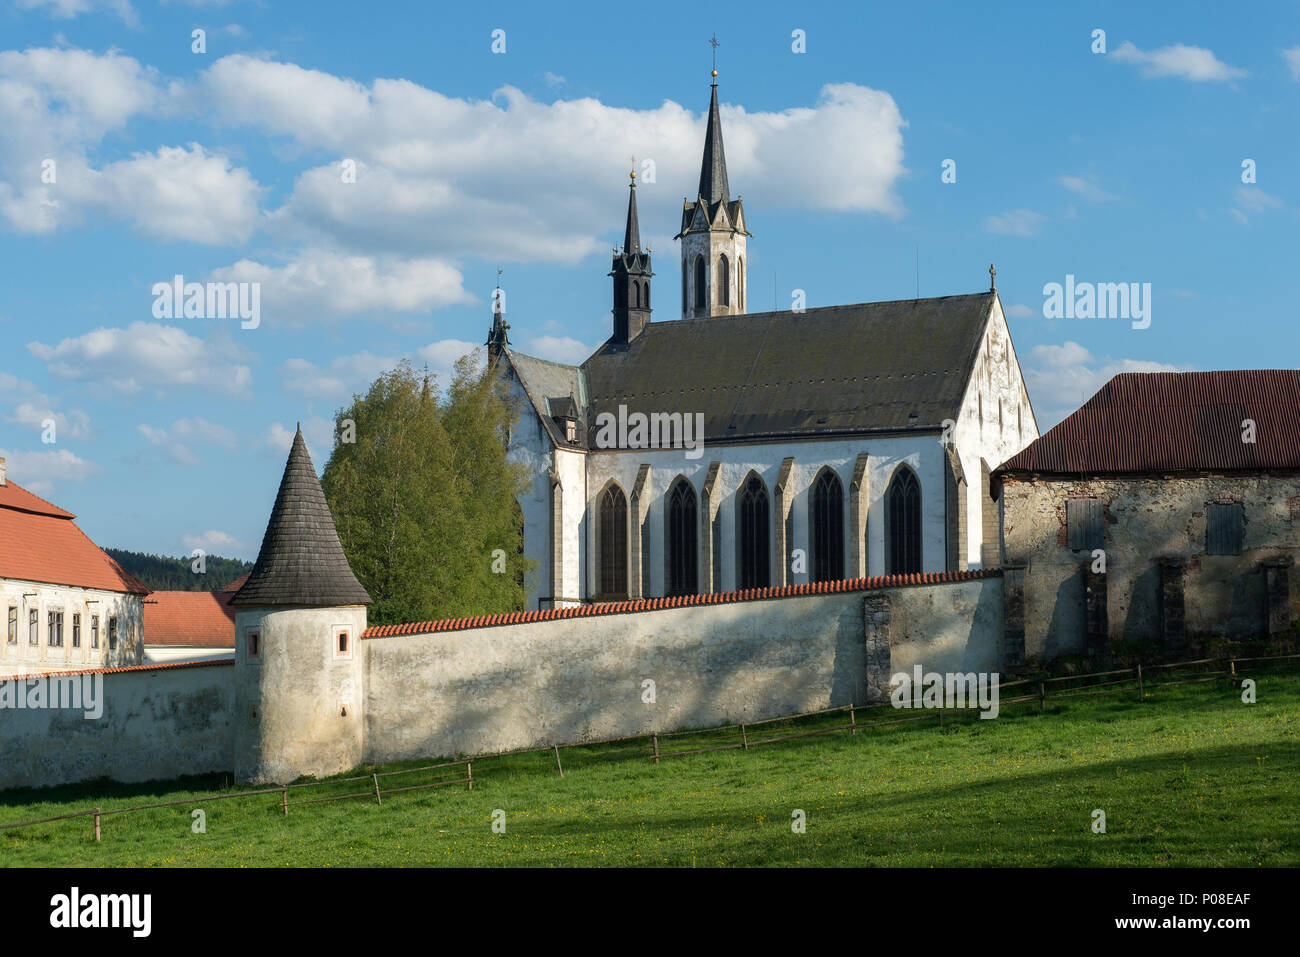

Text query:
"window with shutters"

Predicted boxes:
[[1067, 498, 1104, 550], [72, 613, 81, 648], [1206, 502, 1244, 555]]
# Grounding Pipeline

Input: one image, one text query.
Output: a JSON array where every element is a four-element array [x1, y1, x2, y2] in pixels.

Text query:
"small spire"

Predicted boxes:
[[697, 69, 730, 205], [623, 166, 642, 253], [989, 263, 997, 291]]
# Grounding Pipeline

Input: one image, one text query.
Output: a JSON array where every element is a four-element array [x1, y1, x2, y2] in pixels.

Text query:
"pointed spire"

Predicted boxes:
[[230, 427, 371, 607], [623, 167, 641, 252], [697, 76, 730, 206]]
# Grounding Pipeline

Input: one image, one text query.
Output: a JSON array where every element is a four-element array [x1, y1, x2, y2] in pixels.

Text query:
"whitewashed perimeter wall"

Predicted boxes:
[[363, 576, 1004, 764], [0, 662, 234, 792]]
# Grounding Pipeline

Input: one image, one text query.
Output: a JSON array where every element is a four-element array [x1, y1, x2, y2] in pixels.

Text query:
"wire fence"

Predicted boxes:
[[2, 650, 1296, 843]]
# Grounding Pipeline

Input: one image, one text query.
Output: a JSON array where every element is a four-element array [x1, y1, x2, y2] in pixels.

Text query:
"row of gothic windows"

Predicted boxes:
[[687, 253, 743, 311], [595, 465, 923, 599]]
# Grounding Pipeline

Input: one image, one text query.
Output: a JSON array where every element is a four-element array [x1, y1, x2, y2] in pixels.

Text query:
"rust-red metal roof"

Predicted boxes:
[[998, 370, 1300, 475]]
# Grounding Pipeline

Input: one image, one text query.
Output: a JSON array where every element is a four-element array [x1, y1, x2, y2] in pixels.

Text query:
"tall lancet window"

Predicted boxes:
[[666, 478, 698, 596], [598, 484, 628, 599], [737, 473, 771, 589], [694, 255, 707, 310], [738, 257, 744, 308], [811, 468, 845, 582], [718, 254, 730, 307], [886, 465, 922, 575]]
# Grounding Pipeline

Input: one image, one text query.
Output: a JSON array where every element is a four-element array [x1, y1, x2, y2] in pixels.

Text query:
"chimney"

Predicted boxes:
[[0, 456, 6, 486]]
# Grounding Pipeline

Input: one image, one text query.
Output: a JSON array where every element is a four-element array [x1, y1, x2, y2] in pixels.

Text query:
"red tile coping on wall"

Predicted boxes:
[[361, 569, 1003, 639], [0, 656, 235, 682]]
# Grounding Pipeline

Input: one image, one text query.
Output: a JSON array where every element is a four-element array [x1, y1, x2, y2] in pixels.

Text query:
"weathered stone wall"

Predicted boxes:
[[0, 661, 234, 792], [362, 575, 1003, 764], [1001, 472, 1300, 661]]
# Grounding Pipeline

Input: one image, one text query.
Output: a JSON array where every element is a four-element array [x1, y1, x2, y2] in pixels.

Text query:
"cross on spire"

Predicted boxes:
[[710, 33, 719, 81], [989, 263, 997, 291]]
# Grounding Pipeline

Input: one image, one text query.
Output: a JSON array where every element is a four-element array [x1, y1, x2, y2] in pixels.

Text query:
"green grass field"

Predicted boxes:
[[2, 668, 1297, 867]]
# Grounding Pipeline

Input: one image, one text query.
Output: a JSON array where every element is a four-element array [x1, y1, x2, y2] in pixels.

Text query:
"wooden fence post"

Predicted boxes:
[[553, 745, 564, 778], [93, 808, 101, 842], [849, 704, 856, 736], [652, 734, 659, 764], [281, 786, 288, 817], [741, 723, 748, 749], [373, 772, 382, 806], [938, 707, 943, 727], [1038, 681, 1045, 713], [1230, 659, 1237, 685], [1137, 664, 1144, 701], [466, 761, 473, 791]]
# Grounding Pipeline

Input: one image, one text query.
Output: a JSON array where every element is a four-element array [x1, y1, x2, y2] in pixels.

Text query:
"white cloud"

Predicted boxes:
[[137, 417, 237, 467], [280, 352, 399, 400], [985, 209, 1045, 237], [1005, 304, 1036, 319], [1284, 46, 1300, 80], [525, 335, 590, 364], [266, 417, 335, 463], [542, 72, 566, 88], [8, 400, 91, 440], [181, 529, 248, 554], [28, 321, 254, 396], [1231, 186, 1283, 223], [210, 248, 472, 323], [0, 445, 101, 495], [1111, 42, 1247, 82], [1024, 341, 1192, 429], [199, 57, 908, 261], [1059, 174, 1116, 203], [417, 339, 480, 384], [14, 0, 138, 28]]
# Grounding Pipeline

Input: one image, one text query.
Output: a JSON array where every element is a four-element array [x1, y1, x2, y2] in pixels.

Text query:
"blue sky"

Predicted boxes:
[[1, 0, 1297, 561]]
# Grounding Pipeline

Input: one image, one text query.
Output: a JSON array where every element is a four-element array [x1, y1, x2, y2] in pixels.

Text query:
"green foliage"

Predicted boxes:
[[4, 670, 1298, 866], [321, 355, 534, 626], [102, 548, 252, 592]]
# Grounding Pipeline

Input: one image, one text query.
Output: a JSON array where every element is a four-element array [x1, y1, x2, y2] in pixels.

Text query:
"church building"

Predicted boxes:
[[490, 74, 1039, 610]]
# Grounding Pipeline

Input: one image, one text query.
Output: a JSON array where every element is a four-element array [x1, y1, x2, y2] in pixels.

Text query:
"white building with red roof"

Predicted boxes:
[[0, 457, 149, 676], [142, 575, 240, 664]]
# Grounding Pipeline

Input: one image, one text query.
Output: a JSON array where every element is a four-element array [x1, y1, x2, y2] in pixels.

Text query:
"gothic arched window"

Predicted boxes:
[[644, 280, 650, 310], [633, 282, 641, 309], [886, 466, 922, 575], [666, 478, 698, 596], [811, 468, 845, 582], [693, 255, 707, 310], [738, 256, 744, 308], [598, 484, 628, 598], [718, 254, 730, 307], [737, 473, 770, 589]]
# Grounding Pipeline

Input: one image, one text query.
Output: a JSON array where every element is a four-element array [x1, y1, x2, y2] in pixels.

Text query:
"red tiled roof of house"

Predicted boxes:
[[0, 479, 149, 594], [361, 568, 1001, 638], [143, 590, 237, 647], [998, 370, 1300, 476], [220, 573, 250, 593]]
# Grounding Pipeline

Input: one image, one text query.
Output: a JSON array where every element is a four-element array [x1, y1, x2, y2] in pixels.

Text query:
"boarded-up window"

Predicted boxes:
[[1206, 503, 1244, 555], [1067, 499, 1103, 550]]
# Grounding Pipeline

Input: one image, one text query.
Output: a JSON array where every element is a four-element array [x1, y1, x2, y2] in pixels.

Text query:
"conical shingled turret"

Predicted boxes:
[[230, 426, 371, 606]]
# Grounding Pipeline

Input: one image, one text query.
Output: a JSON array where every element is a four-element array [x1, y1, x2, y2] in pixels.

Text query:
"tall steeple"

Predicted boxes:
[[675, 49, 750, 320], [486, 268, 510, 363], [697, 81, 730, 206], [610, 167, 653, 344]]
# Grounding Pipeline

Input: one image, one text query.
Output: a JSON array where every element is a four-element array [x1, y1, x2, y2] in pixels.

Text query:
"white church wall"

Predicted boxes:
[[555, 447, 587, 604], [951, 296, 1040, 568], [582, 433, 949, 596], [362, 574, 1003, 764]]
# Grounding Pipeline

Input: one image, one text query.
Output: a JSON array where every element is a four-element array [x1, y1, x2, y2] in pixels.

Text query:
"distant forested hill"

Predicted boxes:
[[104, 548, 253, 592]]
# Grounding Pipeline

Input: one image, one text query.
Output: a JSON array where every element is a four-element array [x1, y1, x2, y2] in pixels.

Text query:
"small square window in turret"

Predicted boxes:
[[247, 630, 260, 660]]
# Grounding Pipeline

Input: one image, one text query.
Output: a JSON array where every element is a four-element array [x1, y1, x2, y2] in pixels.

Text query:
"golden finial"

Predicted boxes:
[[630, 154, 636, 181]]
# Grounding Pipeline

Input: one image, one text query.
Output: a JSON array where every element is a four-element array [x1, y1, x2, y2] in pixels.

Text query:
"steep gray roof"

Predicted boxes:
[[581, 293, 994, 443], [504, 348, 587, 448], [230, 427, 371, 607]]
